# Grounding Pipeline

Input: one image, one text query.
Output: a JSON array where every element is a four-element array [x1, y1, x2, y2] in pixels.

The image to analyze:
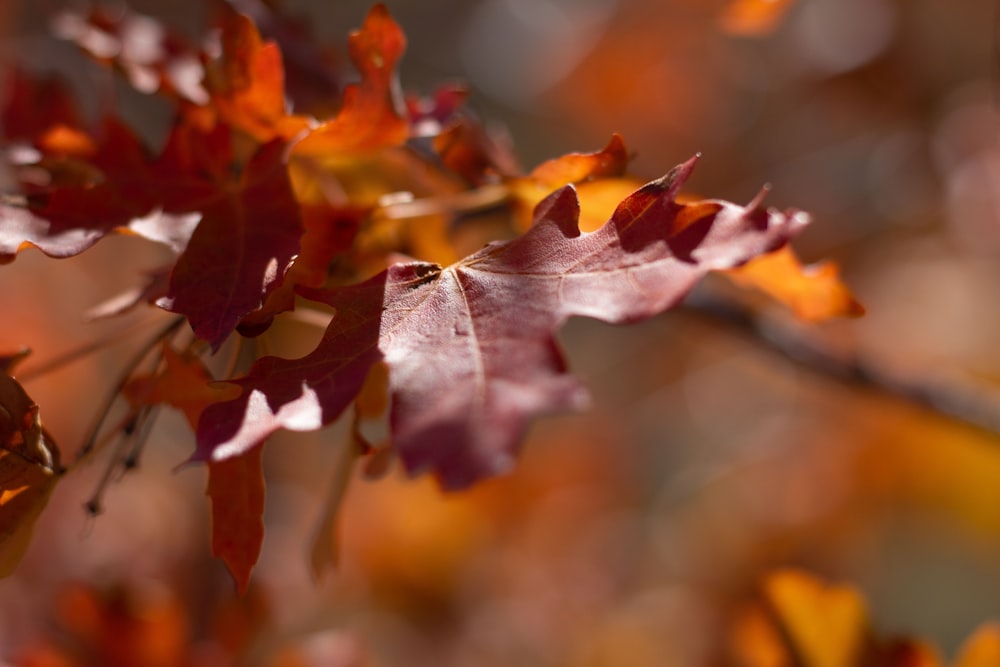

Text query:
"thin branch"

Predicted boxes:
[[680, 292, 1000, 438], [76, 317, 184, 461], [18, 315, 167, 382]]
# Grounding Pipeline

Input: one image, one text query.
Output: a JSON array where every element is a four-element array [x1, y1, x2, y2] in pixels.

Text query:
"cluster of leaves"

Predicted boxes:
[[0, 2, 860, 588], [11, 569, 998, 666], [729, 570, 1000, 667]]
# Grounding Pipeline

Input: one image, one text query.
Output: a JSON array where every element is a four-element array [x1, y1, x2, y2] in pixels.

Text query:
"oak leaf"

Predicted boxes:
[[292, 4, 409, 156], [195, 157, 808, 488]]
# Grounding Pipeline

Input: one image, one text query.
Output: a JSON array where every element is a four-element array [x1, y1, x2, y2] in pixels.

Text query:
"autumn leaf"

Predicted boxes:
[[1, 68, 81, 141], [156, 139, 303, 350], [206, 447, 265, 594], [124, 346, 261, 591], [0, 371, 60, 578], [292, 4, 409, 156], [724, 245, 865, 322], [0, 118, 162, 262], [195, 157, 807, 488], [206, 4, 309, 142], [509, 134, 639, 232], [763, 569, 869, 667]]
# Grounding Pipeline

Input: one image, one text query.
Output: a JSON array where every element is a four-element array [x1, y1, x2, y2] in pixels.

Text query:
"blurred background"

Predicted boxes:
[[4, 0, 1000, 664]]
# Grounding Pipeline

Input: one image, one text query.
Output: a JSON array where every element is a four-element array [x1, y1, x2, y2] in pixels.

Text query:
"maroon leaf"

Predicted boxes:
[[195, 157, 808, 488], [157, 140, 303, 351], [0, 118, 170, 262]]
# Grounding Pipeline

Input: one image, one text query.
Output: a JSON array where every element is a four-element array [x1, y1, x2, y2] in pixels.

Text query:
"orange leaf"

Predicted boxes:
[[207, 446, 265, 594], [509, 134, 639, 232], [953, 623, 1000, 667], [123, 347, 260, 591], [724, 245, 864, 322], [208, 6, 309, 142], [123, 346, 239, 430], [764, 569, 868, 667], [293, 4, 409, 156]]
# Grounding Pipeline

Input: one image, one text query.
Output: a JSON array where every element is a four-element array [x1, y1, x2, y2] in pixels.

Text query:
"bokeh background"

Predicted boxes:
[[4, 0, 1000, 664]]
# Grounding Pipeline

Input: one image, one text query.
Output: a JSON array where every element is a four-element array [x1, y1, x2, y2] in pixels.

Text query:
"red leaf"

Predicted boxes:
[[195, 158, 808, 488], [207, 447, 265, 595], [123, 347, 258, 590], [0, 118, 163, 262], [157, 140, 303, 350], [1, 68, 81, 141]]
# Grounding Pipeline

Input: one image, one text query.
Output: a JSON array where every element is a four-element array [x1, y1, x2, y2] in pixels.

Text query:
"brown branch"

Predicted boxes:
[[680, 292, 1000, 437]]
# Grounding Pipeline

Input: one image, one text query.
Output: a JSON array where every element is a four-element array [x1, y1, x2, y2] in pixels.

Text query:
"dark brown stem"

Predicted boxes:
[[76, 317, 184, 461]]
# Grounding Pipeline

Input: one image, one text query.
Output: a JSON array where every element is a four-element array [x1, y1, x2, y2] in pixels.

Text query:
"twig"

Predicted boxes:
[[680, 292, 1000, 437]]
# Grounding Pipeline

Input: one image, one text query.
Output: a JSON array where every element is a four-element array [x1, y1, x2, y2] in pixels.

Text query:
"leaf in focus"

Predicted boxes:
[[719, 0, 799, 37], [195, 157, 808, 488], [724, 245, 864, 322], [292, 4, 409, 156], [763, 569, 868, 667], [0, 371, 59, 578]]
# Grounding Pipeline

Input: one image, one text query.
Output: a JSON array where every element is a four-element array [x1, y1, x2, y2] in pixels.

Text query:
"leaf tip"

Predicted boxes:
[[532, 185, 582, 236]]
